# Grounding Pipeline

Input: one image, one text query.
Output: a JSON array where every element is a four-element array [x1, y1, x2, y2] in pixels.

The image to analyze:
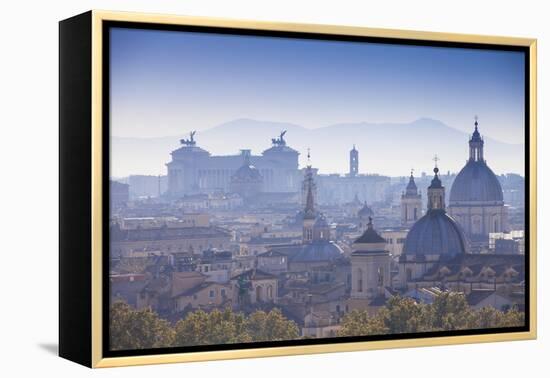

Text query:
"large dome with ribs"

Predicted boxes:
[[449, 160, 503, 204]]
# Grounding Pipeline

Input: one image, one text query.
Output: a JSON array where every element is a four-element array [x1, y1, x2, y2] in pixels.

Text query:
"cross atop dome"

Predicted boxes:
[[433, 154, 439, 169]]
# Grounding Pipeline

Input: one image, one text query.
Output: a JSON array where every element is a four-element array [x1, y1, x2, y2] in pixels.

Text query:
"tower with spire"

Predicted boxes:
[[302, 149, 317, 243], [401, 169, 422, 226], [469, 115, 484, 162], [449, 116, 508, 249], [427, 160, 445, 211], [399, 159, 469, 288], [349, 144, 359, 177]]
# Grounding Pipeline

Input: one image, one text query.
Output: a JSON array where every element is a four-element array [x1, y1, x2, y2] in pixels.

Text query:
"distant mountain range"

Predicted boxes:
[[111, 118, 524, 178]]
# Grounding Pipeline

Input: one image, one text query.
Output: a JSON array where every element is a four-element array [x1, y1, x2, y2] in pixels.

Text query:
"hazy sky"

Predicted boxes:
[[110, 27, 525, 144]]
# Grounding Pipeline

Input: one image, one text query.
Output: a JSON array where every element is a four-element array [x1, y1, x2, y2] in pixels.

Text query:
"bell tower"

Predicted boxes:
[[469, 116, 485, 162], [401, 169, 422, 226], [427, 157, 445, 212], [349, 145, 359, 177]]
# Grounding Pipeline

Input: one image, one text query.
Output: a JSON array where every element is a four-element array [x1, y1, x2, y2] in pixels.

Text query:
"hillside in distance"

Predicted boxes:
[[111, 118, 524, 178]]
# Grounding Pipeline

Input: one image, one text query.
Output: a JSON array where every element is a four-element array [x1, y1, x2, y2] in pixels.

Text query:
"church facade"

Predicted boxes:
[[398, 165, 470, 288], [448, 118, 508, 249]]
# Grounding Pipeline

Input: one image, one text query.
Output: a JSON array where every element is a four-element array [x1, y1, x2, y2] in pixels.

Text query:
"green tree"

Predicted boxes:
[[338, 293, 525, 338], [426, 292, 474, 331], [379, 296, 427, 333], [338, 310, 388, 337], [471, 306, 525, 329], [109, 301, 175, 350], [173, 307, 299, 347], [245, 309, 300, 342], [173, 308, 248, 346]]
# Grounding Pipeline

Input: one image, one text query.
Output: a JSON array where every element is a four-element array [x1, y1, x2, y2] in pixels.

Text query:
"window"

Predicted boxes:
[[209, 290, 215, 298], [377, 267, 384, 286], [256, 286, 263, 302], [221, 289, 226, 297]]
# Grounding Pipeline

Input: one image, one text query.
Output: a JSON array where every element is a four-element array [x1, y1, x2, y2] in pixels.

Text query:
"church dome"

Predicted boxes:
[[449, 160, 503, 204], [358, 202, 374, 218], [292, 241, 343, 262], [403, 210, 469, 257]]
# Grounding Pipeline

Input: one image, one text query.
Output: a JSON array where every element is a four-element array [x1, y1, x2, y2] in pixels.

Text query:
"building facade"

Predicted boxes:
[[166, 131, 300, 197], [350, 218, 391, 300]]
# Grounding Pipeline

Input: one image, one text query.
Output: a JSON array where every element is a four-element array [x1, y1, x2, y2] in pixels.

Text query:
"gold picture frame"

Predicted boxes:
[[59, 10, 537, 368]]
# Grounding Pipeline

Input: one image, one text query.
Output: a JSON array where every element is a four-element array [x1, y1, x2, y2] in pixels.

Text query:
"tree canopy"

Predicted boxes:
[[110, 293, 524, 350], [110, 301, 175, 350], [110, 303, 299, 350], [339, 293, 524, 337]]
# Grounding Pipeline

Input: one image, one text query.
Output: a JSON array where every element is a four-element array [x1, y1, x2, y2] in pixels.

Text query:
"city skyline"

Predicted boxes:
[[111, 116, 525, 178], [107, 26, 527, 351]]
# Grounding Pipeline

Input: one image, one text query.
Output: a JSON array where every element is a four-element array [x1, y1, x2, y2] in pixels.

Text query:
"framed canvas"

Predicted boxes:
[[59, 10, 537, 368]]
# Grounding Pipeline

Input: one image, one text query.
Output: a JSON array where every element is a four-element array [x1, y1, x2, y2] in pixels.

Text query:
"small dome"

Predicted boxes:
[[403, 210, 469, 256], [449, 161, 503, 204], [231, 164, 262, 183], [292, 241, 343, 262], [358, 202, 374, 218]]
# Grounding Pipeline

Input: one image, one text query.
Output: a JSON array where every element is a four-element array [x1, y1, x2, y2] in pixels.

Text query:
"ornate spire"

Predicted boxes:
[[429, 166, 442, 188], [303, 149, 316, 220], [427, 160, 445, 211], [304, 182, 316, 220], [469, 115, 484, 161], [405, 169, 418, 196]]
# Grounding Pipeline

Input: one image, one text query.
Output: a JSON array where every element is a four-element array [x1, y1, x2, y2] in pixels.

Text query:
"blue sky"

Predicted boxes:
[[110, 27, 525, 144]]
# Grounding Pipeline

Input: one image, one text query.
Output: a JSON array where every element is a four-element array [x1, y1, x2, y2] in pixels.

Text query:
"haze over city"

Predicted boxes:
[[110, 27, 525, 142], [108, 26, 527, 350]]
